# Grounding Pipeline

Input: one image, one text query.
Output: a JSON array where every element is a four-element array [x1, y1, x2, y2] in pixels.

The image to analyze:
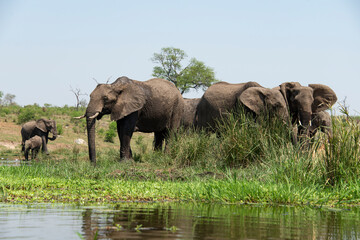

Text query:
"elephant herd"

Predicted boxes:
[[21, 119, 57, 160], [21, 76, 337, 164]]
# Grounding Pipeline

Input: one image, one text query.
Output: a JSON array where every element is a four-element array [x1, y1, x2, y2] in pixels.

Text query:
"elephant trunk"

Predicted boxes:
[[85, 99, 105, 165], [48, 130, 57, 141], [86, 116, 97, 165], [298, 111, 312, 139]]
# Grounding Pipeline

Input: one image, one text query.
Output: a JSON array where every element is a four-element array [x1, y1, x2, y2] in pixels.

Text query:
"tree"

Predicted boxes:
[[0, 91, 3, 105], [3, 93, 16, 106], [70, 86, 87, 110], [151, 47, 218, 94]]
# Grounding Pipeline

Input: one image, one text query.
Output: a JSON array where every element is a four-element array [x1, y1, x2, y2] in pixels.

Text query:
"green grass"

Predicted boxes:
[[1, 105, 360, 206]]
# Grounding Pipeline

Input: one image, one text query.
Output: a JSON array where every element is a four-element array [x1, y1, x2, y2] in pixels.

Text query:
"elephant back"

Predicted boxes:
[[21, 121, 37, 141], [196, 81, 262, 130], [135, 78, 185, 132]]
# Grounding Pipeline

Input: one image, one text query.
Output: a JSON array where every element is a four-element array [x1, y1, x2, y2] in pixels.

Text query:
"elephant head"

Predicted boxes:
[[85, 77, 146, 121], [36, 119, 57, 140], [239, 87, 289, 122], [278, 82, 337, 138]]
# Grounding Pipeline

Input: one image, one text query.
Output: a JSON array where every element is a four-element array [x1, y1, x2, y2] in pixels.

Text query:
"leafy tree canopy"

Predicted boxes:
[[151, 47, 218, 94]]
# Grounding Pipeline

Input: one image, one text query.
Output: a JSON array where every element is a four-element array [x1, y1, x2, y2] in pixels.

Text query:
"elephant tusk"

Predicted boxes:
[[89, 112, 100, 119], [74, 114, 86, 119]]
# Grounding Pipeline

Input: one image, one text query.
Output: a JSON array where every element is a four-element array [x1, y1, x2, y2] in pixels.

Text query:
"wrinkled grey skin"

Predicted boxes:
[[21, 119, 57, 154], [239, 87, 290, 122], [82, 76, 184, 163], [24, 135, 42, 160], [195, 81, 263, 131], [275, 82, 337, 141], [310, 111, 332, 138], [181, 98, 201, 129]]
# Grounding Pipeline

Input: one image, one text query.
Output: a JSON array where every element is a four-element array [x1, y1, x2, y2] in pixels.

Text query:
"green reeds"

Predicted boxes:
[[323, 107, 360, 185]]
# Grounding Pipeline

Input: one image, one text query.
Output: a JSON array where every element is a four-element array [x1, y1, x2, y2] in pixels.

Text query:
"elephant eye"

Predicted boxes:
[[103, 96, 108, 101]]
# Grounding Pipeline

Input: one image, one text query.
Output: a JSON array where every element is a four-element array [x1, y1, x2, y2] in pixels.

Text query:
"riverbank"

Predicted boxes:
[[1, 157, 360, 206], [1, 105, 360, 206]]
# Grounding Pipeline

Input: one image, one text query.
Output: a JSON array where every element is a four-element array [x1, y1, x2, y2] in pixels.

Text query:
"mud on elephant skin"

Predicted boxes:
[[21, 119, 57, 155], [24, 135, 42, 160], [195, 81, 263, 131], [76, 76, 184, 164], [276, 82, 337, 140]]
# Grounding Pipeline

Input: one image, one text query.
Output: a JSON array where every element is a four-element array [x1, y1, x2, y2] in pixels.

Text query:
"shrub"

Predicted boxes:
[[17, 106, 41, 124], [57, 124, 63, 135], [104, 121, 117, 143]]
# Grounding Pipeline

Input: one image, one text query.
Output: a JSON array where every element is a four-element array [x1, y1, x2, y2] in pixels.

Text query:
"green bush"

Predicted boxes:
[[17, 105, 41, 124], [104, 121, 117, 143], [57, 124, 63, 135]]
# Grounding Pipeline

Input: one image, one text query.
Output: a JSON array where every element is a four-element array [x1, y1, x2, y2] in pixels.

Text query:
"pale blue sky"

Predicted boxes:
[[1, 0, 359, 114]]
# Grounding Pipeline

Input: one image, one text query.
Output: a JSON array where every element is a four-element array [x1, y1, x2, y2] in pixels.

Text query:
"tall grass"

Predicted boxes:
[[165, 106, 360, 188], [323, 108, 360, 185], [167, 107, 295, 169]]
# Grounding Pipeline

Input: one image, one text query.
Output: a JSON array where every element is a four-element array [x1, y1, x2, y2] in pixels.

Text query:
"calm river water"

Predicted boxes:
[[0, 202, 359, 239]]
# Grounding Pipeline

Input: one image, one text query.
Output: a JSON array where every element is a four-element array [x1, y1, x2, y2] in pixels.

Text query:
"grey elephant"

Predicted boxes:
[[181, 98, 201, 129], [21, 119, 57, 154], [275, 82, 337, 140], [75, 76, 184, 163], [195, 81, 263, 131], [24, 135, 42, 160], [310, 111, 332, 138]]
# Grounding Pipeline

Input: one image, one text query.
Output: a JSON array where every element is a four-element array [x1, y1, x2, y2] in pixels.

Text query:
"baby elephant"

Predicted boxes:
[[24, 135, 42, 160]]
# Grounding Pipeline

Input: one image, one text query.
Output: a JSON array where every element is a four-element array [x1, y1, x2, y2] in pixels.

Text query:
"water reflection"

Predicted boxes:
[[0, 157, 31, 166], [0, 203, 359, 239]]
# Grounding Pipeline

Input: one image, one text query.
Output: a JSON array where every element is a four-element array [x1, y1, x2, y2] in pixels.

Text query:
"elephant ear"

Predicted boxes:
[[309, 84, 337, 112], [110, 82, 146, 121], [279, 82, 301, 104], [35, 119, 47, 132], [239, 87, 266, 115], [240, 87, 289, 120]]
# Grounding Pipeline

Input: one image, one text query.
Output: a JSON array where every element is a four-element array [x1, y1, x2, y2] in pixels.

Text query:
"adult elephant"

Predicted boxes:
[[181, 98, 200, 129], [76, 76, 184, 164], [276, 82, 337, 140], [195, 81, 262, 131], [21, 119, 57, 154]]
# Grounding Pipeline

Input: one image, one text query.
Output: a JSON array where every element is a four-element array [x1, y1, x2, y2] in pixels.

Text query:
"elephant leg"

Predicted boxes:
[[24, 149, 29, 161], [117, 111, 138, 159], [33, 149, 39, 159], [154, 129, 168, 151], [21, 136, 26, 152], [40, 135, 49, 155]]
